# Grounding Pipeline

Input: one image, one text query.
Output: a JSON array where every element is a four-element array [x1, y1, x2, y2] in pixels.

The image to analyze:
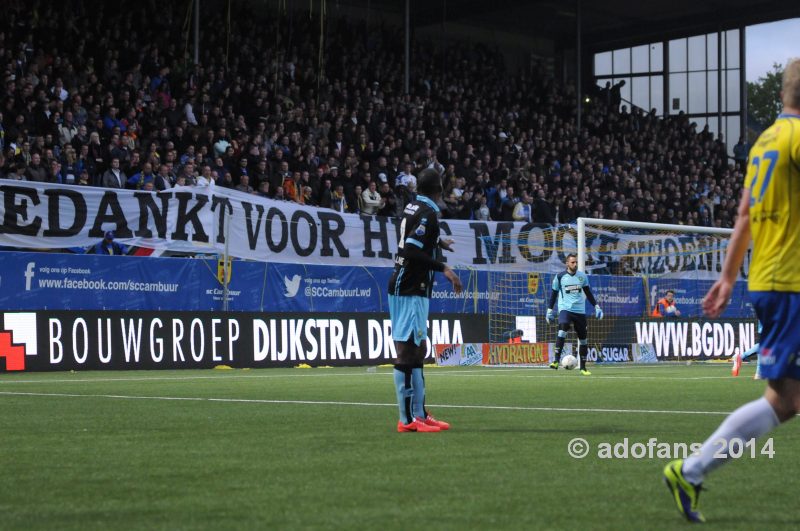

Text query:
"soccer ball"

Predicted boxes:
[[561, 354, 578, 370]]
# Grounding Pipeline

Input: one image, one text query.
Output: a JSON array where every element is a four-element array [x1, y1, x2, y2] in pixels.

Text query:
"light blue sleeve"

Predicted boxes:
[[552, 276, 559, 291]]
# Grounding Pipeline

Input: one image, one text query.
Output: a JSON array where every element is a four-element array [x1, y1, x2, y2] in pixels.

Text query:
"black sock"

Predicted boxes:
[[417, 364, 429, 419], [554, 336, 565, 362], [579, 344, 588, 370], [394, 364, 414, 424]]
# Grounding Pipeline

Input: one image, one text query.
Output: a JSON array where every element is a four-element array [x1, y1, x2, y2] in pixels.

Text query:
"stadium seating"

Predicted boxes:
[[0, 1, 742, 227]]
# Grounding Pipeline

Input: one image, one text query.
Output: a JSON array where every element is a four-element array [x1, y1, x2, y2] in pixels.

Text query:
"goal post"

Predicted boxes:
[[576, 217, 733, 274], [484, 219, 756, 365], [572, 217, 758, 363], [575, 217, 737, 315]]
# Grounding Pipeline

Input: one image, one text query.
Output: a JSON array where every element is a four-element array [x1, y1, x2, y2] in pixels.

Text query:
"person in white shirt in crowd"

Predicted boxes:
[[196, 165, 214, 187], [513, 190, 533, 222], [361, 180, 384, 215], [154, 164, 173, 190], [101, 157, 126, 188], [423, 149, 445, 175], [396, 162, 416, 189]]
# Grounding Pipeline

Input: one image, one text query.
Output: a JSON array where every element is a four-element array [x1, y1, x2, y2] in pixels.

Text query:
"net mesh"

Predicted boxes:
[[484, 221, 755, 356]]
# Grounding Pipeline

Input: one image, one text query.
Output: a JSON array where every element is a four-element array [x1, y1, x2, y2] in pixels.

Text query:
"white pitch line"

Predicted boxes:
[[0, 390, 733, 416], [0, 369, 737, 385], [0, 373, 364, 385]]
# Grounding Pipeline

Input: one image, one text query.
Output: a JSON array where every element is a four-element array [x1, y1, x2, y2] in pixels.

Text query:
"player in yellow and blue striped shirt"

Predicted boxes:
[[663, 58, 800, 523]]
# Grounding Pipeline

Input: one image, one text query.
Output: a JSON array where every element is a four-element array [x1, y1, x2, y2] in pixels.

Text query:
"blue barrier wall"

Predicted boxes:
[[0, 251, 754, 318]]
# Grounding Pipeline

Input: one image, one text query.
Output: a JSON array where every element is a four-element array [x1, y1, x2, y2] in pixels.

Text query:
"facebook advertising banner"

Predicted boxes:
[[0, 251, 754, 318], [430, 267, 493, 315], [0, 251, 213, 310], [0, 252, 482, 313]]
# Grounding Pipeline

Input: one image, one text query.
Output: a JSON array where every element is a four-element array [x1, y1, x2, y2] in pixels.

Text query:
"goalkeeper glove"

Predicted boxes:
[[546, 308, 554, 324], [595, 306, 604, 319]]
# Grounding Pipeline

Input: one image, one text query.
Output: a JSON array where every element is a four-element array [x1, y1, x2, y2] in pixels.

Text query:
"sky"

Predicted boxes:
[[746, 18, 800, 82]]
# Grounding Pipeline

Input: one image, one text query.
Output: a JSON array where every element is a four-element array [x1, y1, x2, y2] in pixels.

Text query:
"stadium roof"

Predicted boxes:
[[352, 0, 800, 52]]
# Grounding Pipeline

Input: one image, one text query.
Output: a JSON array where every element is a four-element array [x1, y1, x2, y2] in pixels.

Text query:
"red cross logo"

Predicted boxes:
[[0, 331, 26, 371]]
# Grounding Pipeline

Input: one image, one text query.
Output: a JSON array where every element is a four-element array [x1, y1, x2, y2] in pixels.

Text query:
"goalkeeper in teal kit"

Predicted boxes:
[[546, 253, 603, 375]]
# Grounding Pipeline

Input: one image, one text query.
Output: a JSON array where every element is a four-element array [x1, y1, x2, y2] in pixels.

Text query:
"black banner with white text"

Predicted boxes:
[[0, 311, 487, 371]]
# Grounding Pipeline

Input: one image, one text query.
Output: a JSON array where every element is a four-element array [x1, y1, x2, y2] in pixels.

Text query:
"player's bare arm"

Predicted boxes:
[[703, 188, 751, 318], [439, 238, 455, 252], [444, 266, 463, 294]]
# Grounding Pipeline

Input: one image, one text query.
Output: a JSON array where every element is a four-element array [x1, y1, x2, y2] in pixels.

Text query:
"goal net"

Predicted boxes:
[[485, 219, 757, 364]]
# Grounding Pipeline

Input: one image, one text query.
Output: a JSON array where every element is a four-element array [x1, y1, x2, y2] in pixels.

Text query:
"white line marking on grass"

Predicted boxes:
[[0, 368, 736, 385], [0, 391, 732, 416], [0, 374, 356, 385], [436, 372, 734, 381], [527, 375, 732, 380]]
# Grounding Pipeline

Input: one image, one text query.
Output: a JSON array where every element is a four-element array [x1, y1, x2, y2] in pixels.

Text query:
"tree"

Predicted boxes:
[[747, 63, 783, 130]]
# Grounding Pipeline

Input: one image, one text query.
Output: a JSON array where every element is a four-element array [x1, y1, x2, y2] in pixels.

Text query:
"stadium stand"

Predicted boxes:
[[0, 0, 743, 227]]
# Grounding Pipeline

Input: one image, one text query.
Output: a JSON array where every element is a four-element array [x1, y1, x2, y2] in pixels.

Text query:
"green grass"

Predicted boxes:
[[0, 364, 797, 530]]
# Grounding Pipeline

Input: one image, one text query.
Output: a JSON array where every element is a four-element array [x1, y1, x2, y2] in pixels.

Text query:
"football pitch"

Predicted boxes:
[[1, 364, 797, 530]]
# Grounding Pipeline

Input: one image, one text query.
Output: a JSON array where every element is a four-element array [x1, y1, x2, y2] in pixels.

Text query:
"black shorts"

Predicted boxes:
[[558, 311, 587, 339]]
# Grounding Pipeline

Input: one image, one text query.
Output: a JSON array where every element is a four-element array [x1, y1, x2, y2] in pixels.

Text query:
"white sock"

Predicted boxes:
[[682, 397, 779, 484]]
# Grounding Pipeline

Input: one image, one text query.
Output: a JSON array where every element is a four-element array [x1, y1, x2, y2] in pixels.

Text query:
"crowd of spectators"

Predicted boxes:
[[0, 0, 745, 227]]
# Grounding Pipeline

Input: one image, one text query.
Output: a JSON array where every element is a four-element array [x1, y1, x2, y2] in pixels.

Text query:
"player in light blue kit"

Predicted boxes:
[[546, 253, 603, 375]]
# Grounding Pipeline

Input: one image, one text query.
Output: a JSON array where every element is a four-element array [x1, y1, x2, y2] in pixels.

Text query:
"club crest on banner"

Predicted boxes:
[[527, 272, 540, 295]]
